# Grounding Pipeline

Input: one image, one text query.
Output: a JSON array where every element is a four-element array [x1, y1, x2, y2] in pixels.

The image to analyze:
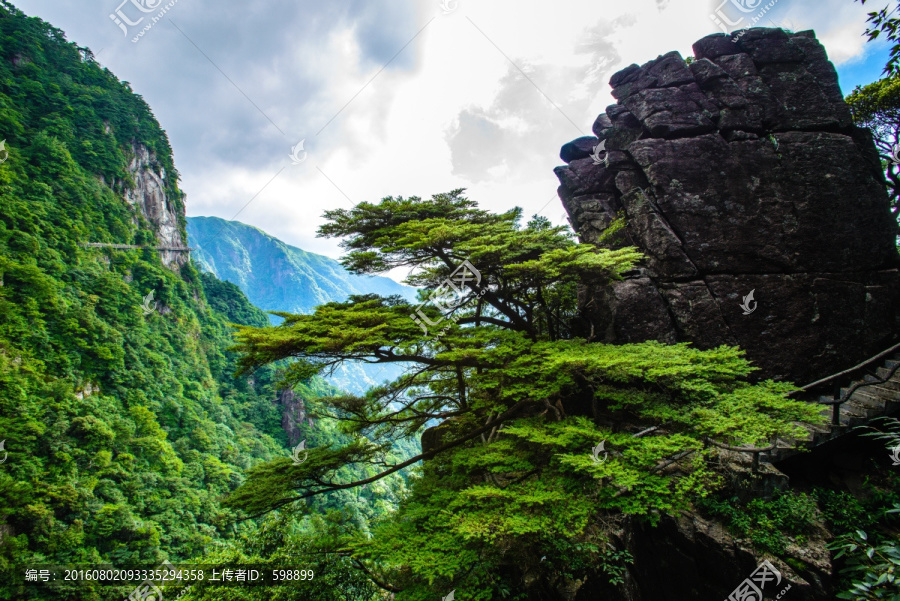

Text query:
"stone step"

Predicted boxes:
[[858, 383, 900, 403], [838, 403, 869, 427], [821, 402, 866, 426], [762, 445, 793, 462], [842, 388, 888, 411], [876, 366, 900, 382], [819, 404, 837, 423], [821, 396, 881, 417], [801, 422, 834, 445], [762, 451, 785, 462], [765, 423, 845, 463], [796, 422, 825, 440], [762, 354, 900, 466], [846, 398, 885, 419], [864, 374, 900, 392]]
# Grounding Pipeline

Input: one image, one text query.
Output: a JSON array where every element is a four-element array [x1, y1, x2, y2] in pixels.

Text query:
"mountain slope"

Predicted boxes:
[[0, 5, 320, 597], [187, 216, 416, 315]]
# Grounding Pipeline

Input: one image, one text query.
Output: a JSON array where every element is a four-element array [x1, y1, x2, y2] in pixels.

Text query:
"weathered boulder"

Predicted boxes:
[[560, 136, 602, 163], [556, 28, 900, 383]]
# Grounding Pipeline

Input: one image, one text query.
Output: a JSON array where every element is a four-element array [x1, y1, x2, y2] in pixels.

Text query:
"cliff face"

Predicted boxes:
[[0, 4, 292, 585], [557, 28, 900, 384], [277, 388, 314, 447], [124, 141, 189, 269]]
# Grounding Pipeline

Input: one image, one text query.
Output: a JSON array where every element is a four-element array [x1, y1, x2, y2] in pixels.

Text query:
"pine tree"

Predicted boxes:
[[225, 190, 823, 597]]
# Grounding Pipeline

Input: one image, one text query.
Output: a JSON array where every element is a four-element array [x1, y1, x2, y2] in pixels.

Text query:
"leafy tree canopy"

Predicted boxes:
[[857, 0, 900, 76], [226, 190, 823, 597], [846, 74, 900, 228]]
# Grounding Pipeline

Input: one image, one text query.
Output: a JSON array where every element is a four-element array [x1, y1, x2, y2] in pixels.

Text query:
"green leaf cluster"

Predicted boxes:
[[226, 190, 825, 598]]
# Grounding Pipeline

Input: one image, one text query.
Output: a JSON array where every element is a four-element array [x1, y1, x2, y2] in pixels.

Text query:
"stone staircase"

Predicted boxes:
[[760, 350, 900, 464]]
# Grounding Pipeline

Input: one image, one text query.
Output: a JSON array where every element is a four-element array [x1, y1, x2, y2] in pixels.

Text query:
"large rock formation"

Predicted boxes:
[[123, 141, 189, 270], [557, 28, 900, 384], [277, 388, 314, 447], [570, 511, 831, 601]]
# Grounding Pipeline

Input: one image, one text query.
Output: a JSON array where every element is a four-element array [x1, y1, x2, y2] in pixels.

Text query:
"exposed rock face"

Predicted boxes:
[[557, 28, 900, 383], [278, 388, 313, 447], [74, 381, 99, 400], [574, 512, 831, 601], [124, 141, 188, 270]]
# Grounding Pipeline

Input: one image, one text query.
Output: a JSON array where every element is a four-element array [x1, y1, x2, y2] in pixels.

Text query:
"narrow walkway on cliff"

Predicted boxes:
[[78, 242, 194, 252], [761, 343, 900, 464]]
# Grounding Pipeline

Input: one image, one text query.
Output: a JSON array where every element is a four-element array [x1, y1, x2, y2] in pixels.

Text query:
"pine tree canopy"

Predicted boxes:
[[225, 190, 824, 594]]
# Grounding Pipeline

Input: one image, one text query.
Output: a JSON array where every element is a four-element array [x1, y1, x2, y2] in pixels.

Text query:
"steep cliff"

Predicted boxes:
[[557, 27, 900, 384], [0, 6, 291, 595], [124, 140, 188, 269]]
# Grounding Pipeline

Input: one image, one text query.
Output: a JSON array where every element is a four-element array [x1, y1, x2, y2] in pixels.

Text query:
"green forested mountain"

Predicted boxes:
[[2, 2, 898, 600], [0, 4, 403, 599], [0, 0, 281, 575], [187, 216, 415, 394], [187, 216, 416, 315]]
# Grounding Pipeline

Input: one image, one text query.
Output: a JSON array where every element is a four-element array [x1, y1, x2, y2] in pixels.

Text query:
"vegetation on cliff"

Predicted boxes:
[[0, 5, 412, 599], [0, 0, 898, 598], [846, 74, 900, 233], [225, 191, 827, 598]]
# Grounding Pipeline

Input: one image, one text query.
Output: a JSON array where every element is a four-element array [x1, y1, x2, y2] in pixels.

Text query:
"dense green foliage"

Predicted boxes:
[[699, 491, 820, 555], [701, 474, 900, 600], [846, 75, 900, 231], [828, 484, 900, 600], [0, 4, 406, 599], [226, 191, 825, 598], [831, 527, 900, 600], [0, 1, 890, 598]]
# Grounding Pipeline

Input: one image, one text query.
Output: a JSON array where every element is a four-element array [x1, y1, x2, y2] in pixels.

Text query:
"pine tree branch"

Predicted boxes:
[[239, 397, 535, 519]]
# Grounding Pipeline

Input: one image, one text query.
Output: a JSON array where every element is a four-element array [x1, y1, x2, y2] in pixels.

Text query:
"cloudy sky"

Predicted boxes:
[[13, 0, 892, 268]]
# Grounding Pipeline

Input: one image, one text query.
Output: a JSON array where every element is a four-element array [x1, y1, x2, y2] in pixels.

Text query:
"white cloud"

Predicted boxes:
[[12, 0, 891, 272]]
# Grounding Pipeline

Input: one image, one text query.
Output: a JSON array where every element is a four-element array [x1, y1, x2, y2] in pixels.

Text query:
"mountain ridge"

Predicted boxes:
[[187, 215, 416, 317], [187, 215, 414, 393]]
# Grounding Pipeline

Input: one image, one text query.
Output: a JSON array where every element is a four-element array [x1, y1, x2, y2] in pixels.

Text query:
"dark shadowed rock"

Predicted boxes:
[[576, 512, 831, 601], [621, 86, 717, 138], [609, 63, 641, 87], [278, 388, 311, 447], [692, 33, 742, 60], [554, 158, 618, 199], [555, 28, 900, 383], [592, 113, 613, 137], [734, 27, 804, 65], [585, 277, 677, 345], [645, 51, 695, 88], [560, 136, 602, 163]]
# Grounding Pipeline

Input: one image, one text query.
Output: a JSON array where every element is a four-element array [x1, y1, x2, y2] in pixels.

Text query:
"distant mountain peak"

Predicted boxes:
[[187, 216, 416, 317]]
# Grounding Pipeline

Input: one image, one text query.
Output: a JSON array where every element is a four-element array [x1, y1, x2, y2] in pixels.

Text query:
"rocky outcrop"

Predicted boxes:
[[74, 381, 99, 400], [574, 511, 831, 601], [124, 141, 188, 269], [557, 28, 900, 383], [278, 388, 313, 447]]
